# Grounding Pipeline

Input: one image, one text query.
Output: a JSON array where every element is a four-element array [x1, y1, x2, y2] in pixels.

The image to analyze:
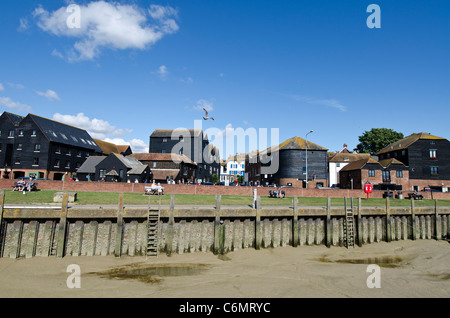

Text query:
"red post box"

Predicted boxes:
[[364, 183, 373, 200]]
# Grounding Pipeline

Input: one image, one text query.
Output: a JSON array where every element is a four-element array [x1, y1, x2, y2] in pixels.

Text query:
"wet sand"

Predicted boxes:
[[0, 240, 448, 298]]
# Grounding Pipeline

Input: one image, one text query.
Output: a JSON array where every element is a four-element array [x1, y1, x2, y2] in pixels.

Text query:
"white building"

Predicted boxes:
[[328, 145, 371, 187], [220, 154, 246, 184]]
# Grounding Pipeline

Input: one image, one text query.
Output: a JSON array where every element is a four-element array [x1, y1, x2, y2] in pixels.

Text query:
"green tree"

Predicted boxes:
[[354, 128, 404, 155], [212, 173, 219, 184], [237, 175, 244, 184]]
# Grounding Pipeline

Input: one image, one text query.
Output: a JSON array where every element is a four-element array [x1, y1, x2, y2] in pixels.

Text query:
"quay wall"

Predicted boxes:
[[2, 179, 450, 199], [0, 194, 449, 259]]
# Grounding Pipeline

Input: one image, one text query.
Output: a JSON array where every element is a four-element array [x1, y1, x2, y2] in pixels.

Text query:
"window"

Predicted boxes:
[[430, 166, 439, 176], [33, 158, 39, 166], [382, 170, 390, 182], [162, 149, 166, 153], [54, 160, 60, 168], [77, 150, 81, 157], [401, 150, 406, 156], [61, 133, 68, 140], [119, 170, 124, 179], [430, 149, 437, 159], [0, 130, 1, 136], [66, 149, 71, 156], [15, 158, 20, 165], [0, 143, 2, 152], [368, 169, 375, 177], [65, 161, 70, 169], [153, 162, 157, 168], [71, 136, 78, 142], [396, 170, 403, 178], [55, 145, 61, 154], [336, 163, 341, 167], [31, 129, 37, 136], [34, 144, 41, 152], [163, 138, 168, 143], [8, 130, 14, 137], [17, 143, 23, 150], [99, 169, 106, 178], [76, 162, 81, 169], [19, 130, 24, 136], [430, 140, 435, 145]]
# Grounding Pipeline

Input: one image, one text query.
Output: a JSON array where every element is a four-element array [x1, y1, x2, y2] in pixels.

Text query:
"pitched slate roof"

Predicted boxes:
[[76, 156, 106, 174], [28, 114, 101, 152], [2, 111, 25, 125], [377, 132, 446, 155], [150, 129, 203, 138], [110, 153, 148, 174]]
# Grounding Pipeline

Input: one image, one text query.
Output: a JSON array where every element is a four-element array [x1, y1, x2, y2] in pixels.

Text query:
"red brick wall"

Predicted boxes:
[[1, 179, 450, 199]]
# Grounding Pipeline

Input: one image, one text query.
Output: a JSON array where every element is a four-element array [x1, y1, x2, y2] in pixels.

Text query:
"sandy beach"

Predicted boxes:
[[0, 240, 448, 299]]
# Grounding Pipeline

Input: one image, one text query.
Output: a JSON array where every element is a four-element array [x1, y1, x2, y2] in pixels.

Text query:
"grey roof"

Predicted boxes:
[[150, 129, 203, 138], [3, 112, 25, 125], [76, 156, 106, 174], [111, 153, 148, 175], [28, 114, 102, 152]]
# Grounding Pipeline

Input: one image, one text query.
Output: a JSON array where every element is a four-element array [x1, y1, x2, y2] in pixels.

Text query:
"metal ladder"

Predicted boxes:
[[343, 198, 355, 248], [146, 196, 161, 258]]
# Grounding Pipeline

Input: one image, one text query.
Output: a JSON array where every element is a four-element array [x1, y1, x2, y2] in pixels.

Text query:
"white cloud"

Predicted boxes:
[[18, 18, 29, 31], [154, 65, 168, 79], [104, 138, 148, 153], [36, 89, 60, 101], [194, 99, 214, 112], [33, 1, 179, 61], [0, 97, 31, 112], [53, 112, 127, 139], [7, 83, 24, 89], [287, 94, 347, 112], [0, 83, 4, 91]]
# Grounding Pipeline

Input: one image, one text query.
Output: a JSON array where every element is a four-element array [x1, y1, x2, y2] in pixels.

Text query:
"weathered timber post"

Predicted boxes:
[[385, 197, 391, 242], [0, 191, 5, 256], [325, 197, 331, 248], [166, 194, 175, 256], [435, 199, 441, 240], [411, 198, 417, 240], [293, 197, 299, 247], [357, 197, 362, 247], [255, 195, 262, 250], [114, 193, 124, 258], [56, 192, 69, 258], [214, 195, 222, 255]]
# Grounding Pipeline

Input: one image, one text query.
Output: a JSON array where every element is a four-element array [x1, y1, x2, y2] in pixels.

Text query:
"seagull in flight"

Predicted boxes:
[[203, 108, 214, 120]]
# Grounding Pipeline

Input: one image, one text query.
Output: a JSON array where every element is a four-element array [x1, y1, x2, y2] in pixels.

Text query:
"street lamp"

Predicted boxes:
[[305, 130, 314, 189]]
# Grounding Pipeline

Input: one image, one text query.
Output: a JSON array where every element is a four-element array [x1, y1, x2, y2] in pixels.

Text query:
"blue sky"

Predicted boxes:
[[1, 0, 449, 158]]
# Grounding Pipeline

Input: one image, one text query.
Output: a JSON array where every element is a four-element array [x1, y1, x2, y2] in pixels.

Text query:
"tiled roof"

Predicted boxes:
[[378, 158, 406, 168], [377, 132, 446, 155], [329, 152, 371, 163], [340, 157, 380, 172], [93, 139, 131, 155], [130, 153, 197, 165], [151, 169, 180, 180], [261, 136, 327, 154], [3, 112, 25, 125]]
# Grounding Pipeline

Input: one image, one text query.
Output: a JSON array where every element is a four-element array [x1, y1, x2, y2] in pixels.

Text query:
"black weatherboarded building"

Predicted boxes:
[[0, 111, 102, 180], [149, 129, 220, 183]]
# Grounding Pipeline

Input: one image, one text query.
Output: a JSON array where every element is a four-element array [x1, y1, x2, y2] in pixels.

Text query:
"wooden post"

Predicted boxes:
[[411, 198, 417, 240], [56, 192, 69, 258], [435, 199, 440, 240], [357, 197, 362, 247], [114, 193, 124, 258], [293, 197, 299, 247], [166, 194, 175, 256], [214, 195, 222, 255], [385, 197, 391, 242], [255, 195, 262, 250], [325, 197, 331, 248], [0, 191, 5, 253]]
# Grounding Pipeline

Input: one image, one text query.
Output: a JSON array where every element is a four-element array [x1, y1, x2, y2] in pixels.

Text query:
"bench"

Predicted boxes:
[[269, 190, 285, 198], [145, 186, 164, 195], [408, 192, 423, 200]]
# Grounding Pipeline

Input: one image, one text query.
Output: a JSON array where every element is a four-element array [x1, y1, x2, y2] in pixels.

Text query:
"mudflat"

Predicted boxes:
[[0, 240, 448, 298]]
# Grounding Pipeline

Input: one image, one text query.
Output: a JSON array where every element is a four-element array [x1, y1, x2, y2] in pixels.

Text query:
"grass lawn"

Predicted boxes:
[[1, 189, 448, 207]]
